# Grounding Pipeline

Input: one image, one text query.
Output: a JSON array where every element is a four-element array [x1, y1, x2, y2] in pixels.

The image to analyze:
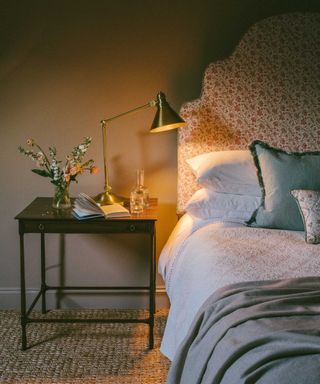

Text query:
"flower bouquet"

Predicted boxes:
[[18, 137, 98, 209]]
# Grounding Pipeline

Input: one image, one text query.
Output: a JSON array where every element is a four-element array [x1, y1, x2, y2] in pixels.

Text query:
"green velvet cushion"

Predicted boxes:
[[248, 140, 320, 230]]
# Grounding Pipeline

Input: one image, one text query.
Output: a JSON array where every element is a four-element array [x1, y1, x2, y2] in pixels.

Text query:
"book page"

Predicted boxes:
[[77, 193, 103, 213], [73, 193, 130, 219], [100, 204, 130, 218]]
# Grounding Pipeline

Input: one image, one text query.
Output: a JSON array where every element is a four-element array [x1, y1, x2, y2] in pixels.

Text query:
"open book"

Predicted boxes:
[[73, 193, 130, 220]]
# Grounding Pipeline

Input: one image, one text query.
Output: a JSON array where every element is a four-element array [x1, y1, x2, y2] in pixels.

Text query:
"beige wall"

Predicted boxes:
[[1, 0, 319, 309]]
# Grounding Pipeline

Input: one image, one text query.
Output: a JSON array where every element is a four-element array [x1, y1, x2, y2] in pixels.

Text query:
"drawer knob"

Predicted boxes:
[[129, 224, 136, 232], [38, 224, 45, 231]]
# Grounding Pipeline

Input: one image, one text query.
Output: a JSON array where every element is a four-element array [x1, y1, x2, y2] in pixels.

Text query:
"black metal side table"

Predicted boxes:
[[15, 197, 157, 350]]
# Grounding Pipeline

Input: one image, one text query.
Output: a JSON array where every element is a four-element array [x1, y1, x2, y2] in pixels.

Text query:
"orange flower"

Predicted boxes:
[[70, 164, 82, 175], [26, 138, 34, 146], [90, 165, 99, 174], [77, 165, 84, 174]]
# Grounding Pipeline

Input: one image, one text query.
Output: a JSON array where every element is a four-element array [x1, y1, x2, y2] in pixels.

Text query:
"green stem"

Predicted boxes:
[[34, 143, 51, 173]]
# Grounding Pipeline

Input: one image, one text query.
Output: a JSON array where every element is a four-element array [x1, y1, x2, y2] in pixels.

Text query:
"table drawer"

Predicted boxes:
[[20, 220, 151, 234]]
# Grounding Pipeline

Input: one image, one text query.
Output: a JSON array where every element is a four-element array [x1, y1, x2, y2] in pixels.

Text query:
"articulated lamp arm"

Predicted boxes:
[[101, 100, 156, 125], [99, 99, 156, 202], [96, 92, 185, 206]]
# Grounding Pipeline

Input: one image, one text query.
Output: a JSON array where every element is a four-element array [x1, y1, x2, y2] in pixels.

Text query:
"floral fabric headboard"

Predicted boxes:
[[177, 12, 320, 215]]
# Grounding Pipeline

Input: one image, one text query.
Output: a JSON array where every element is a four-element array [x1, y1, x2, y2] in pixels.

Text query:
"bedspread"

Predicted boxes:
[[159, 215, 320, 359], [167, 277, 320, 384]]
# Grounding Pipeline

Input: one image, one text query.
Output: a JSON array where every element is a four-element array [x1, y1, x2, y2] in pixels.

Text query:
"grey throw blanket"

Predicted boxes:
[[167, 277, 320, 384]]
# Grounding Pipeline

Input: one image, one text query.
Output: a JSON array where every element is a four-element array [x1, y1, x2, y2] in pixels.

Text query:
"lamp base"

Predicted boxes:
[[94, 190, 126, 206]]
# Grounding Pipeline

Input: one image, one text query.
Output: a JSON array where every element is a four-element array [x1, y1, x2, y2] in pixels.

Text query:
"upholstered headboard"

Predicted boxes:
[[177, 12, 320, 215]]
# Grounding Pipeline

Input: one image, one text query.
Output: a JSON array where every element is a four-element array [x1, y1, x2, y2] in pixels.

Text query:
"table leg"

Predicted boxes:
[[149, 230, 155, 349], [153, 226, 156, 315], [40, 232, 47, 314], [19, 233, 27, 351]]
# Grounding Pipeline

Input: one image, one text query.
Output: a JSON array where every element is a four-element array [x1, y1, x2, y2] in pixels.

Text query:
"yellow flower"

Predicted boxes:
[[26, 138, 34, 146]]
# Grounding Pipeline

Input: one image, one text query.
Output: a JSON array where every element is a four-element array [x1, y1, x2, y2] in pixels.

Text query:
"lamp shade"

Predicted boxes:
[[150, 92, 186, 133]]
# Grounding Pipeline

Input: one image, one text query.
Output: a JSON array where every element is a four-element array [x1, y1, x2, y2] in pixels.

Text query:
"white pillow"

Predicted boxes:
[[186, 188, 261, 222], [186, 150, 261, 196]]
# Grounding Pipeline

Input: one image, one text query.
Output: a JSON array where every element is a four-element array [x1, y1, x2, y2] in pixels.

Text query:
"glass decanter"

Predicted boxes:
[[130, 169, 149, 214]]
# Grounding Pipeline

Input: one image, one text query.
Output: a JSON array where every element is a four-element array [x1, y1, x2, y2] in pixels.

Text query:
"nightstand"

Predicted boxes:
[[15, 197, 157, 350]]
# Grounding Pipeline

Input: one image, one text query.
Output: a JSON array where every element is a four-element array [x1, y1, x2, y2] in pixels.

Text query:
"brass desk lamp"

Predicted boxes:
[[95, 91, 185, 206]]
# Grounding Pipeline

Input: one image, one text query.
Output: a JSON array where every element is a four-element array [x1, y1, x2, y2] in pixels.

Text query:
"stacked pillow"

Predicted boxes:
[[186, 150, 261, 223], [186, 150, 261, 196], [186, 142, 320, 245], [186, 188, 260, 222]]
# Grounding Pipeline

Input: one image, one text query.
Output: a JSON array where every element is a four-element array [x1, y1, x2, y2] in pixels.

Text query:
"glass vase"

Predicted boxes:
[[52, 183, 71, 210]]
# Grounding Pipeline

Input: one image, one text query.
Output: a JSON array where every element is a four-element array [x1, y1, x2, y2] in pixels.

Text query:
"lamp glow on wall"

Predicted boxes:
[[95, 91, 186, 206]]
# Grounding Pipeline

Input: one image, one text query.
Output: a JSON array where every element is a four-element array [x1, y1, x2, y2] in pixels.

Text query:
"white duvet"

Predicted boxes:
[[158, 214, 320, 360]]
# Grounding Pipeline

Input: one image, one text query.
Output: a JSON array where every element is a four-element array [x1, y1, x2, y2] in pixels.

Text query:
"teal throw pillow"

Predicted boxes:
[[248, 140, 320, 231]]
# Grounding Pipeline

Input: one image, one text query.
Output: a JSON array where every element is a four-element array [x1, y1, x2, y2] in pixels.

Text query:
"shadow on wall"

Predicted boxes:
[[173, 0, 320, 104]]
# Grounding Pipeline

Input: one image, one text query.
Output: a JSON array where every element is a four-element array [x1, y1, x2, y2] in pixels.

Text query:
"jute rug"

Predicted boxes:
[[0, 309, 170, 383]]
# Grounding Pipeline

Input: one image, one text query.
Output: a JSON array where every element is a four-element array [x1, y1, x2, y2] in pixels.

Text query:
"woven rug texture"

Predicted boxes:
[[0, 309, 170, 384]]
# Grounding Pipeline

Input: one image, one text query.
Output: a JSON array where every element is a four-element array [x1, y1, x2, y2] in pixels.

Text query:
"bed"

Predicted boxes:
[[158, 12, 320, 383]]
